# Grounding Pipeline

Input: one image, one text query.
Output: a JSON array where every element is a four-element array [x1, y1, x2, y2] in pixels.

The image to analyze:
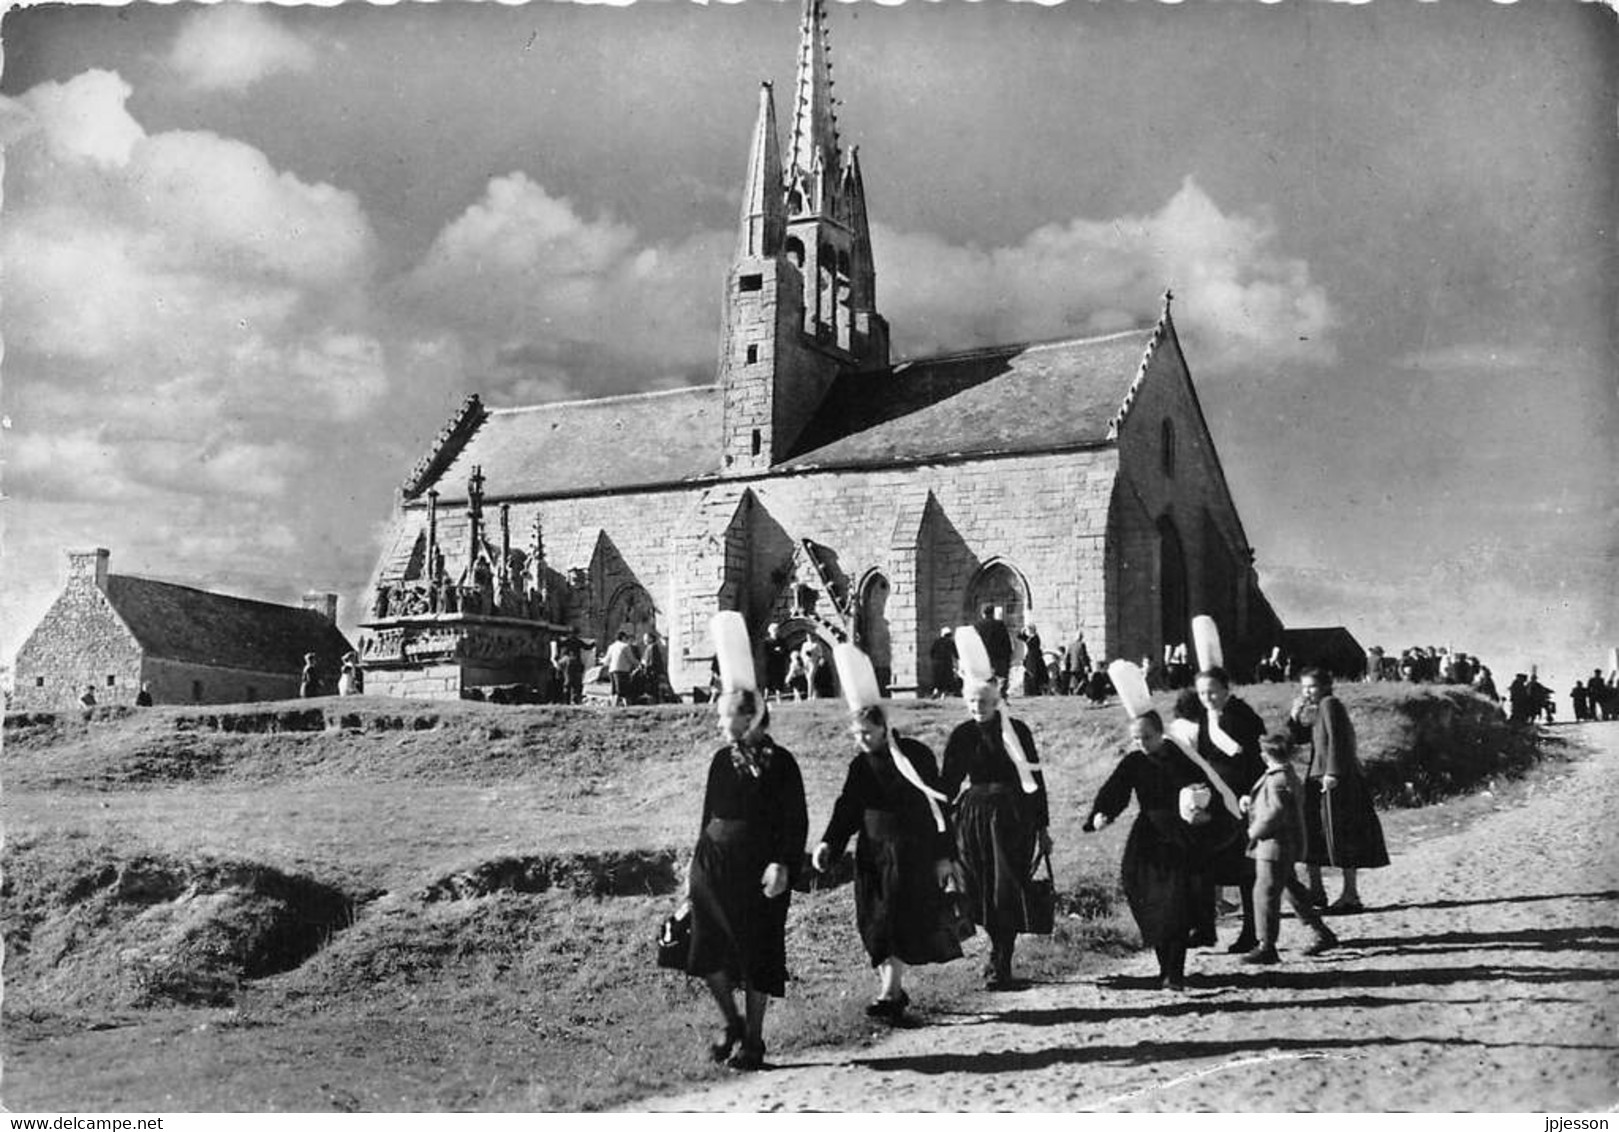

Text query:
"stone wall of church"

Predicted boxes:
[[1108, 331, 1272, 673], [10, 579, 142, 711], [366, 445, 1121, 700]]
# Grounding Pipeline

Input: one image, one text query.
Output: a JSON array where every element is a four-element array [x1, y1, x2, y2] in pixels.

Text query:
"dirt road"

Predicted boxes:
[[637, 724, 1619, 1112]]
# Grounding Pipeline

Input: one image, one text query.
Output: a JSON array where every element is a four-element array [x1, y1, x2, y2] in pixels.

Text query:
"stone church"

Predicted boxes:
[[358, 0, 1282, 700]]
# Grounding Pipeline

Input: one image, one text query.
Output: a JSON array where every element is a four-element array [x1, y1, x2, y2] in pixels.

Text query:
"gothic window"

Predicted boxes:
[[786, 237, 805, 270], [1161, 418, 1177, 478], [746, 345, 759, 365]]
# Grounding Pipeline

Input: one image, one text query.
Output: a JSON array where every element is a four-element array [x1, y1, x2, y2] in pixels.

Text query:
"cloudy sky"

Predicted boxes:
[[2, 0, 1614, 690]]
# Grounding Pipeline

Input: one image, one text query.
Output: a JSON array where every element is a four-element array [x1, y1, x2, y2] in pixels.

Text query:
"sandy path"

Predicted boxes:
[[636, 724, 1619, 1112]]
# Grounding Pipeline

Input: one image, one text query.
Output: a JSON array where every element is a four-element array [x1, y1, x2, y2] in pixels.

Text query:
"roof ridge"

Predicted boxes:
[[896, 326, 1155, 371], [486, 384, 714, 415], [110, 574, 329, 617]]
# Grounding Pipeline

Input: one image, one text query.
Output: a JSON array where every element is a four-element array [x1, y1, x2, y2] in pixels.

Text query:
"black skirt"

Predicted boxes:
[[954, 783, 1040, 935], [854, 810, 963, 967], [1303, 775, 1390, 869], [1120, 812, 1201, 947], [685, 818, 792, 997]]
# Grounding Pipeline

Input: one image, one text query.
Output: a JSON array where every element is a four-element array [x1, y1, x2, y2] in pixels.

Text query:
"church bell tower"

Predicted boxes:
[[719, 0, 890, 475]]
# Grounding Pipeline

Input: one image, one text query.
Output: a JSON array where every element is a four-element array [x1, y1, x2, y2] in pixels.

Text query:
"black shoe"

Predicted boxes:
[[1300, 931, 1338, 956], [1240, 946, 1280, 966], [1225, 934, 1259, 954], [1325, 898, 1364, 916], [708, 1020, 745, 1063], [865, 990, 910, 1019], [728, 1039, 766, 1071]]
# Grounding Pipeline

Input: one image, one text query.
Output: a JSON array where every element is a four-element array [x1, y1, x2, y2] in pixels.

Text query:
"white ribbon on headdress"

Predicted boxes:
[[1206, 716, 1243, 757], [1165, 718, 1241, 818], [997, 711, 1041, 795], [889, 729, 949, 833]]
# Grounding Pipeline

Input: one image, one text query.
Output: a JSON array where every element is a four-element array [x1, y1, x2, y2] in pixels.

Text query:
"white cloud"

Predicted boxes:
[[13, 68, 143, 167], [397, 173, 727, 395], [1, 67, 394, 642], [876, 176, 1338, 371], [168, 5, 315, 93]]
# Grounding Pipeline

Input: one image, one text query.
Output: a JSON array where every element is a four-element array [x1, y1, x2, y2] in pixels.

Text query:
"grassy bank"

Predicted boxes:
[[1, 684, 1563, 1110]]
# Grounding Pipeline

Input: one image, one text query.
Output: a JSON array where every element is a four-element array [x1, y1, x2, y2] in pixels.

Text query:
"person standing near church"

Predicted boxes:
[[1286, 668, 1388, 912], [298, 653, 321, 699], [604, 631, 638, 706]]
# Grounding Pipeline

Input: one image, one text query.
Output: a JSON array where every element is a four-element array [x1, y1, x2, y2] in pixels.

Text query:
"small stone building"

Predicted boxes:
[[358, 0, 1284, 700], [10, 548, 353, 709]]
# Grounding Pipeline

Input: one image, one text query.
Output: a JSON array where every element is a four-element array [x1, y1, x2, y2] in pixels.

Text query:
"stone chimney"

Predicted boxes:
[[66, 548, 110, 591], [302, 592, 339, 623]]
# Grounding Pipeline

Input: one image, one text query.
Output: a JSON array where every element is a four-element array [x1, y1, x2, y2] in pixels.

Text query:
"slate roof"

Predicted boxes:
[[434, 386, 724, 501], [782, 329, 1157, 470], [104, 575, 353, 673], [418, 327, 1157, 501]]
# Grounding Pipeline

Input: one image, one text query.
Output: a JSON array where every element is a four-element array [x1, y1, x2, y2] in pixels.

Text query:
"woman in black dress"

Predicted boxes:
[[812, 705, 960, 1022], [940, 679, 1051, 989], [1192, 666, 1267, 952], [684, 688, 808, 1070], [1084, 710, 1207, 990]]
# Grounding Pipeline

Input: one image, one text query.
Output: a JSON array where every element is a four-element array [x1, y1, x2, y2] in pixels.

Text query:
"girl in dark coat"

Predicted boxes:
[[1085, 710, 1206, 990], [685, 688, 808, 1070], [940, 679, 1051, 989], [1193, 667, 1267, 953], [1286, 668, 1388, 912], [812, 705, 961, 1022]]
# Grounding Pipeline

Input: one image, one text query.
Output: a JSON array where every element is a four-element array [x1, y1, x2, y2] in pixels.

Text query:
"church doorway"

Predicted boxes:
[[602, 583, 658, 648], [964, 561, 1029, 636], [855, 571, 892, 693], [1157, 515, 1189, 654]]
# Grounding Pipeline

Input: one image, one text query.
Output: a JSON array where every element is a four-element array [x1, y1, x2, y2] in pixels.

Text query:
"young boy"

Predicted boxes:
[[1241, 734, 1338, 964]]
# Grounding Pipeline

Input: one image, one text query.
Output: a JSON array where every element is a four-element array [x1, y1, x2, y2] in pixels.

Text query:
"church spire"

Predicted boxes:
[[787, 0, 840, 207], [739, 82, 786, 260]]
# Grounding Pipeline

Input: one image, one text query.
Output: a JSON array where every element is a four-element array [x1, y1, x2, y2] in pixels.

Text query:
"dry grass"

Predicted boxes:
[[1, 683, 1555, 1111]]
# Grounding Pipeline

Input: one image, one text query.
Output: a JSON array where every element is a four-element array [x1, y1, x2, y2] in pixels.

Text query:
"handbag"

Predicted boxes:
[[1021, 845, 1057, 936], [940, 888, 977, 943], [655, 904, 691, 971]]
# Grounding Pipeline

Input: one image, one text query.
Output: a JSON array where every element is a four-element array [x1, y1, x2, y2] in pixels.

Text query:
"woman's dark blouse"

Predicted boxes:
[[698, 740, 810, 885], [820, 736, 954, 860], [1087, 746, 1203, 847], [1196, 695, 1267, 796], [940, 716, 1049, 829]]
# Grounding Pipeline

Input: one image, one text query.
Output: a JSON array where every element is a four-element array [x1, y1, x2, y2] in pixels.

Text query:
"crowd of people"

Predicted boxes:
[[669, 615, 1384, 1072]]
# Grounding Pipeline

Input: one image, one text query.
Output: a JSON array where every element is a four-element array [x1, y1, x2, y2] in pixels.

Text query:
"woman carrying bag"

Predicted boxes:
[[812, 645, 963, 1024], [682, 614, 808, 1071]]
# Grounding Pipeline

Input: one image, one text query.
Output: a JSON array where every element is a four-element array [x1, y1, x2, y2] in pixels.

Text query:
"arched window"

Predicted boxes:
[[1161, 418, 1177, 478]]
